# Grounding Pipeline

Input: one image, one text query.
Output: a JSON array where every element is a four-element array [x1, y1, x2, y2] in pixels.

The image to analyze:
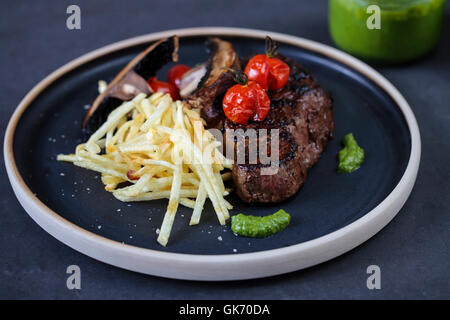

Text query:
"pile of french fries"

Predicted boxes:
[[57, 92, 233, 246]]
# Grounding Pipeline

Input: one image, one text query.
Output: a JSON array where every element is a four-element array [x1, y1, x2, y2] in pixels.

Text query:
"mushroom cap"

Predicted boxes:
[[83, 36, 179, 132]]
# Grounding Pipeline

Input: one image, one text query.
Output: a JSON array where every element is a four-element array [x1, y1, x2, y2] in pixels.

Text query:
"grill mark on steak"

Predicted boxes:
[[225, 54, 334, 203], [228, 127, 307, 203]]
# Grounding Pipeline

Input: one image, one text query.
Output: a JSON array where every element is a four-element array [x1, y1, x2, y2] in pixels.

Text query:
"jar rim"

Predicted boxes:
[[336, 0, 446, 10]]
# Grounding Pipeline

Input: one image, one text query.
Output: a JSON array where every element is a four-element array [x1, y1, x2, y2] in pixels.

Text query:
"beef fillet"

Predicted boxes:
[[224, 55, 334, 203]]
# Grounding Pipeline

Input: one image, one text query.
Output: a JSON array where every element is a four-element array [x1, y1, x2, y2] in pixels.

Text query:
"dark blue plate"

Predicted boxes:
[[12, 33, 412, 257]]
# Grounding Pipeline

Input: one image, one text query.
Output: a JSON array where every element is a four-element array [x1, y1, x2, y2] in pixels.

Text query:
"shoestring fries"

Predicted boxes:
[[57, 92, 233, 246]]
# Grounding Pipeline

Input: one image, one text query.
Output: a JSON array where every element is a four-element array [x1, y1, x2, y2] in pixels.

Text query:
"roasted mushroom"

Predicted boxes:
[[83, 36, 239, 132], [83, 36, 179, 132], [184, 37, 241, 128], [178, 63, 207, 98]]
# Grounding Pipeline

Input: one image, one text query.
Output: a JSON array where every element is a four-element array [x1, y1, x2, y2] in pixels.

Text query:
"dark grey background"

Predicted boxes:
[[1, 0, 449, 299]]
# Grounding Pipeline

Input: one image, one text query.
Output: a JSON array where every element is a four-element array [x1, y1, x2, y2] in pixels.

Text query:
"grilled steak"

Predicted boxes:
[[224, 55, 334, 203], [84, 35, 333, 204]]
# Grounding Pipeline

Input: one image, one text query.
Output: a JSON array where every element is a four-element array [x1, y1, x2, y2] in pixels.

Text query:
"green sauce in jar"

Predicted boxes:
[[329, 0, 446, 64]]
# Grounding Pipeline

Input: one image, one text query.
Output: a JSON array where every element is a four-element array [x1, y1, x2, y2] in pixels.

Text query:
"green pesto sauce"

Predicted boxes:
[[231, 209, 291, 238], [329, 0, 446, 63], [338, 133, 365, 173]]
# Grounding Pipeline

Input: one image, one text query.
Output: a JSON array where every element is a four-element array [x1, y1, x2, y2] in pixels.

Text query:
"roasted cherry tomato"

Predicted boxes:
[[147, 77, 179, 100], [266, 57, 290, 90], [244, 36, 290, 91], [167, 64, 191, 89], [222, 70, 270, 125], [243, 54, 271, 90], [250, 81, 270, 121]]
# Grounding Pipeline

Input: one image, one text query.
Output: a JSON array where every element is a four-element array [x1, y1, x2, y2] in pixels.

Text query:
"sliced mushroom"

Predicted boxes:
[[201, 37, 240, 88], [178, 63, 207, 98], [83, 36, 179, 132], [185, 37, 241, 129]]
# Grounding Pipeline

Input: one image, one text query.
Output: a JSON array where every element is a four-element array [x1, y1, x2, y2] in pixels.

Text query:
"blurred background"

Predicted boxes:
[[0, 0, 449, 299]]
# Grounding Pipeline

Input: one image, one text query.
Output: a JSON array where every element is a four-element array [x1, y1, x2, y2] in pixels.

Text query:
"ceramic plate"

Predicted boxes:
[[4, 27, 420, 280]]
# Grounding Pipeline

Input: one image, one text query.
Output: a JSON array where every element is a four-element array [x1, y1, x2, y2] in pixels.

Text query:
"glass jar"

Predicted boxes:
[[329, 0, 447, 64]]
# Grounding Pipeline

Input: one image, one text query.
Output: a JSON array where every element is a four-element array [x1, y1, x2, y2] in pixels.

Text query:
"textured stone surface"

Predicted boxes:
[[0, 0, 449, 299]]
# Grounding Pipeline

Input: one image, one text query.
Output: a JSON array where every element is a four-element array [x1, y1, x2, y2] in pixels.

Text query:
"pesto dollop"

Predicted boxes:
[[231, 209, 291, 238], [338, 133, 365, 173]]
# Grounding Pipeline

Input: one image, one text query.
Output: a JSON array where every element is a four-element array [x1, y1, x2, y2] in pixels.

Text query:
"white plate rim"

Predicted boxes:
[[3, 27, 421, 281]]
